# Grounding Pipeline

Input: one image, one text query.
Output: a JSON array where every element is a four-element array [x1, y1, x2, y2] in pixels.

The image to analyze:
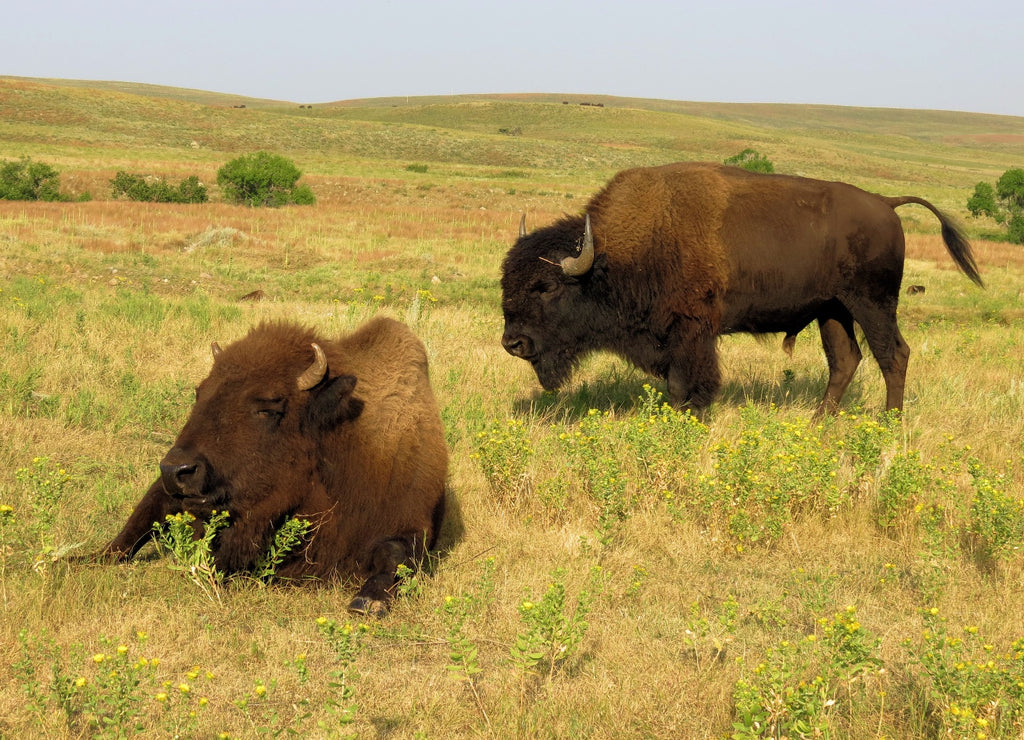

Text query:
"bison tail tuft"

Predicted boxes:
[[886, 195, 983, 288]]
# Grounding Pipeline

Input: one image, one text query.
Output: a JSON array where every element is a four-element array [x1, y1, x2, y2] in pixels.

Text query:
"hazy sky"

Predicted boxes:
[[4, 0, 1023, 117]]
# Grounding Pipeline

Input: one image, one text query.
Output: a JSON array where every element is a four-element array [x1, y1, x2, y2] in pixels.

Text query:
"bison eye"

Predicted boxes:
[[254, 397, 286, 421], [531, 279, 560, 296]]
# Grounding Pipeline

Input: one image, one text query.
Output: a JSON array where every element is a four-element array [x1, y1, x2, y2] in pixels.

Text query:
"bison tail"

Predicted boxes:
[[885, 195, 983, 288]]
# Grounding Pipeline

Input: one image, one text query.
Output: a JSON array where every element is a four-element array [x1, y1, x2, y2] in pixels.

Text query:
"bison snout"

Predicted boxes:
[[160, 448, 208, 497], [502, 332, 535, 359]]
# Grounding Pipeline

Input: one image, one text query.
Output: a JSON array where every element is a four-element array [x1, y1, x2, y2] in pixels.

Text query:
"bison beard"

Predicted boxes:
[[501, 162, 983, 415], [99, 317, 448, 616]]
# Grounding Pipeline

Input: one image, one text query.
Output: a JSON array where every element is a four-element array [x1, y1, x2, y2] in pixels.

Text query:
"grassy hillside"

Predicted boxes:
[[2, 76, 1022, 210], [1, 78, 1023, 738]]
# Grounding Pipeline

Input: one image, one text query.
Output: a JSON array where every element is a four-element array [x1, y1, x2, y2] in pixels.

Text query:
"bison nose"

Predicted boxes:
[[159, 448, 207, 496], [502, 332, 534, 359]]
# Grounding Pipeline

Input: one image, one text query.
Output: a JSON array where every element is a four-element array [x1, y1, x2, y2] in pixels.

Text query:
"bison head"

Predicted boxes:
[[500, 213, 605, 392], [159, 324, 363, 514]]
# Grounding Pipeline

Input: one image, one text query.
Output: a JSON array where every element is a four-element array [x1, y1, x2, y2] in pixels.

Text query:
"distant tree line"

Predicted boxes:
[[0, 152, 316, 208]]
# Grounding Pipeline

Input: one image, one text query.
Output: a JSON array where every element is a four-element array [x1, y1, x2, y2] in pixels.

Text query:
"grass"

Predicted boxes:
[[1, 77, 1024, 738]]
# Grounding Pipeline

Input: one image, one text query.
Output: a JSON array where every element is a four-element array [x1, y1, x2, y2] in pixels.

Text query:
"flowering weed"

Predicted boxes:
[[14, 456, 71, 561], [251, 515, 312, 584], [439, 557, 496, 731], [966, 458, 1024, 565], [315, 617, 370, 734], [154, 510, 229, 602], [693, 405, 842, 547], [914, 607, 1024, 737], [473, 418, 534, 507], [13, 629, 211, 740], [623, 384, 708, 498], [875, 450, 932, 532], [732, 606, 882, 739], [510, 566, 600, 685], [559, 409, 630, 545]]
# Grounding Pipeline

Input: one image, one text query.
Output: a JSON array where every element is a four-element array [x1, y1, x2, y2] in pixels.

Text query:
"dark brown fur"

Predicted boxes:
[[101, 317, 447, 615], [501, 162, 982, 414]]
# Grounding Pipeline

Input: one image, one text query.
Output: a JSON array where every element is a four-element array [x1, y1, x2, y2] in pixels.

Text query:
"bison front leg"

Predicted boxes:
[[101, 479, 182, 561], [666, 327, 721, 411], [211, 515, 277, 574], [348, 537, 418, 617]]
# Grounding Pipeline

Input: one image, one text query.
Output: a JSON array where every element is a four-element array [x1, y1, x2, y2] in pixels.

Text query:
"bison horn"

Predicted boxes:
[[561, 213, 595, 276], [519, 213, 527, 239], [211, 342, 223, 359], [296, 343, 328, 391]]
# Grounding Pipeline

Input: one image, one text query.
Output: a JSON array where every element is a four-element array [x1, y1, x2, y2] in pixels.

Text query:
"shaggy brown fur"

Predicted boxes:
[[502, 162, 982, 414], [101, 317, 447, 615]]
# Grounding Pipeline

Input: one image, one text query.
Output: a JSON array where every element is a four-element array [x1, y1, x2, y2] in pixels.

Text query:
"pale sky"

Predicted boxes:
[[3, 0, 1022, 117]]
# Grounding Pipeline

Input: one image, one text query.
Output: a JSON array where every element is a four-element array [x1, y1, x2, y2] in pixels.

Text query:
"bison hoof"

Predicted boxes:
[[347, 595, 389, 618]]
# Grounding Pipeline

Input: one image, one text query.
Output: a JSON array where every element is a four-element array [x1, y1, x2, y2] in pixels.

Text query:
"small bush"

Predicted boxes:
[[0, 157, 68, 201], [109, 172, 208, 203], [216, 152, 315, 207], [724, 148, 775, 174]]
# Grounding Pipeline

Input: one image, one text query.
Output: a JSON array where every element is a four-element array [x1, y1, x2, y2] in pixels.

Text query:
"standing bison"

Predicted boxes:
[[101, 317, 447, 615], [501, 162, 983, 414]]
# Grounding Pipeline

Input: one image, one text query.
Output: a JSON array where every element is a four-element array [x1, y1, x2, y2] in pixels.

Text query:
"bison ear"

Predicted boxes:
[[303, 373, 364, 432]]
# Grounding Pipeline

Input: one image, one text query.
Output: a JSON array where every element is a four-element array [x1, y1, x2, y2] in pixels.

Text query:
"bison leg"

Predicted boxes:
[[101, 479, 181, 560], [666, 328, 721, 411], [815, 310, 862, 416], [348, 537, 417, 617], [862, 321, 909, 413], [847, 301, 909, 412]]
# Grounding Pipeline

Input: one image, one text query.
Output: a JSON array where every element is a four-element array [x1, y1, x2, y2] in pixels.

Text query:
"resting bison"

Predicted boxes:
[[101, 317, 447, 615], [501, 162, 983, 414]]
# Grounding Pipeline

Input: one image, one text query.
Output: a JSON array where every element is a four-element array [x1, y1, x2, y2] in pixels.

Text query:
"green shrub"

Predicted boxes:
[[0, 157, 68, 201], [968, 168, 1024, 244], [110, 172, 208, 203], [216, 152, 315, 207], [724, 148, 775, 174]]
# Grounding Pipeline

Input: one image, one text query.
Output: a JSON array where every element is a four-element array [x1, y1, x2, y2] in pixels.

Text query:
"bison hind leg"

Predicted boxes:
[[815, 311, 862, 416], [348, 537, 418, 617]]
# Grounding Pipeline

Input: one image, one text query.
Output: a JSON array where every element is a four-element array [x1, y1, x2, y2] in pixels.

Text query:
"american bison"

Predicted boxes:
[[101, 317, 447, 615], [501, 162, 982, 414]]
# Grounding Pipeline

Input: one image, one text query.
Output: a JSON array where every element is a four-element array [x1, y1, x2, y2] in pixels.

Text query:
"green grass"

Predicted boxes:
[[1, 77, 1023, 738]]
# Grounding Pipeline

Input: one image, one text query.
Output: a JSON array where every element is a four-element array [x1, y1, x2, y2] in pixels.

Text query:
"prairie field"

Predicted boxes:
[[1, 77, 1024, 738]]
